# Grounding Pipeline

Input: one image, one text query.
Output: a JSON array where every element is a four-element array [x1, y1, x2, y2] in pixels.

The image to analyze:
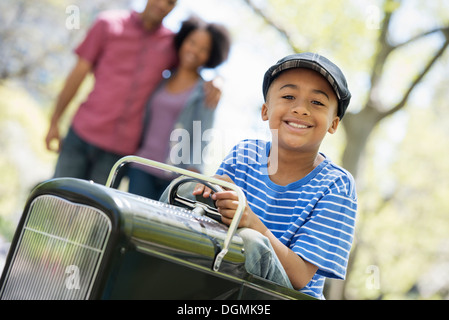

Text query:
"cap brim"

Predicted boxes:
[[270, 59, 341, 100]]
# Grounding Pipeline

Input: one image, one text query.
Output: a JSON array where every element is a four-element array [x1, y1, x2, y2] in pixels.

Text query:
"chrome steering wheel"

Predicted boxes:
[[167, 176, 223, 223]]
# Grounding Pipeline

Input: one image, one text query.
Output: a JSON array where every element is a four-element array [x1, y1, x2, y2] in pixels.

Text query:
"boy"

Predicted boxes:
[[194, 52, 357, 299]]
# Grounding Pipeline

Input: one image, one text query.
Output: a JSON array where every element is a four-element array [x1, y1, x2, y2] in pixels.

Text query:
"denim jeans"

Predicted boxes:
[[54, 127, 124, 186], [127, 166, 171, 200], [237, 228, 293, 289]]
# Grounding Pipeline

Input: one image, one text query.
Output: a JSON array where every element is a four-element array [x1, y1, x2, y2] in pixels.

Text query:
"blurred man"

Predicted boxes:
[[45, 0, 180, 185]]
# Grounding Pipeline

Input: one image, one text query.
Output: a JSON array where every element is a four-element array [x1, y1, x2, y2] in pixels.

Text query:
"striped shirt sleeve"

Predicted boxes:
[[292, 183, 357, 279]]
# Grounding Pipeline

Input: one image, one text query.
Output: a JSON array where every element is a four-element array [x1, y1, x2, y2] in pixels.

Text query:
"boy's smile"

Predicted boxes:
[[261, 68, 340, 154]]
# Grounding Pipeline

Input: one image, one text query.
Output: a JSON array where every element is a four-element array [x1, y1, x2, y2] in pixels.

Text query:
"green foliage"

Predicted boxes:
[[267, 0, 378, 70], [383, 0, 401, 13], [0, 84, 56, 238], [0, 0, 126, 239], [346, 103, 449, 299]]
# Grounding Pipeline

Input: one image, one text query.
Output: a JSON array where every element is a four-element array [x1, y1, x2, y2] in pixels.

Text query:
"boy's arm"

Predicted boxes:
[[194, 175, 318, 289], [259, 223, 318, 290], [211, 188, 318, 290], [45, 57, 92, 152]]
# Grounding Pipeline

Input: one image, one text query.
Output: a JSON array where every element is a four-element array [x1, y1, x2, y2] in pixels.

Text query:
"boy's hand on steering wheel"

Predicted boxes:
[[192, 175, 260, 229], [192, 174, 232, 198]]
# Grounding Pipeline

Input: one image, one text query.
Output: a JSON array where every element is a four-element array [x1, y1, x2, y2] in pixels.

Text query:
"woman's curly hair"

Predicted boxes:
[[174, 15, 231, 69]]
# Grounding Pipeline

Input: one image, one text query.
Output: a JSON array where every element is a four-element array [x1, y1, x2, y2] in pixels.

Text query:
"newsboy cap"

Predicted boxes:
[[262, 52, 351, 119]]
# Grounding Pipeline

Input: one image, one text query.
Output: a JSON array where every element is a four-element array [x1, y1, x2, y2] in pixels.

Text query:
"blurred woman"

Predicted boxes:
[[127, 16, 231, 199]]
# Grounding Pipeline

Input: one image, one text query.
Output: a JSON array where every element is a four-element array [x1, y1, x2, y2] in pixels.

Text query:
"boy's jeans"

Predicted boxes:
[[237, 228, 293, 289]]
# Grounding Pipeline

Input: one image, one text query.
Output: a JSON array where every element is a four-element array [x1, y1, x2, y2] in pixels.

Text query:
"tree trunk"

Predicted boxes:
[[324, 107, 381, 300], [341, 106, 383, 178]]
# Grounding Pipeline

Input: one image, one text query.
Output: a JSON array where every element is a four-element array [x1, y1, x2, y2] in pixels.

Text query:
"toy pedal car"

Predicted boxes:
[[0, 156, 313, 300]]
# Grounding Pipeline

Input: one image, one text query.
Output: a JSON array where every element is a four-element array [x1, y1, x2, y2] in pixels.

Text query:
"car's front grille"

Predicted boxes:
[[0, 195, 111, 300]]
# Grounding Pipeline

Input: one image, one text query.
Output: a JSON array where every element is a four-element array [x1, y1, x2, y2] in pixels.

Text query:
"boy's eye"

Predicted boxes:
[[311, 100, 325, 106], [282, 95, 295, 100]]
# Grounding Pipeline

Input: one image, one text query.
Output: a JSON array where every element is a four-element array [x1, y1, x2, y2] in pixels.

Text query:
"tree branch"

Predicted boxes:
[[392, 26, 449, 50], [242, 0, 301, 52], [368, 4, 395, 93], [382, 37, 449, 118]]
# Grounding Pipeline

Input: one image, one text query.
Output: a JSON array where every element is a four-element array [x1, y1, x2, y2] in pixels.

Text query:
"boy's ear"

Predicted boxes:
[[261, 103, 269, 121], [328, 116, 340, 134]]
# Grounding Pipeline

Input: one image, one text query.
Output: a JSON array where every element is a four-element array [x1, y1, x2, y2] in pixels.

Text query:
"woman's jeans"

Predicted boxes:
[[127, 166, 171, 200]]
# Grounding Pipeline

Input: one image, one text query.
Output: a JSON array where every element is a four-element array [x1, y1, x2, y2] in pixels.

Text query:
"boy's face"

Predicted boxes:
[[261, 68, 340, 154]]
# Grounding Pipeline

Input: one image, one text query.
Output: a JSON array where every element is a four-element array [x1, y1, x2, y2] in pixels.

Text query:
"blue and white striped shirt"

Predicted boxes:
[[215, 139, 357, 299]]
